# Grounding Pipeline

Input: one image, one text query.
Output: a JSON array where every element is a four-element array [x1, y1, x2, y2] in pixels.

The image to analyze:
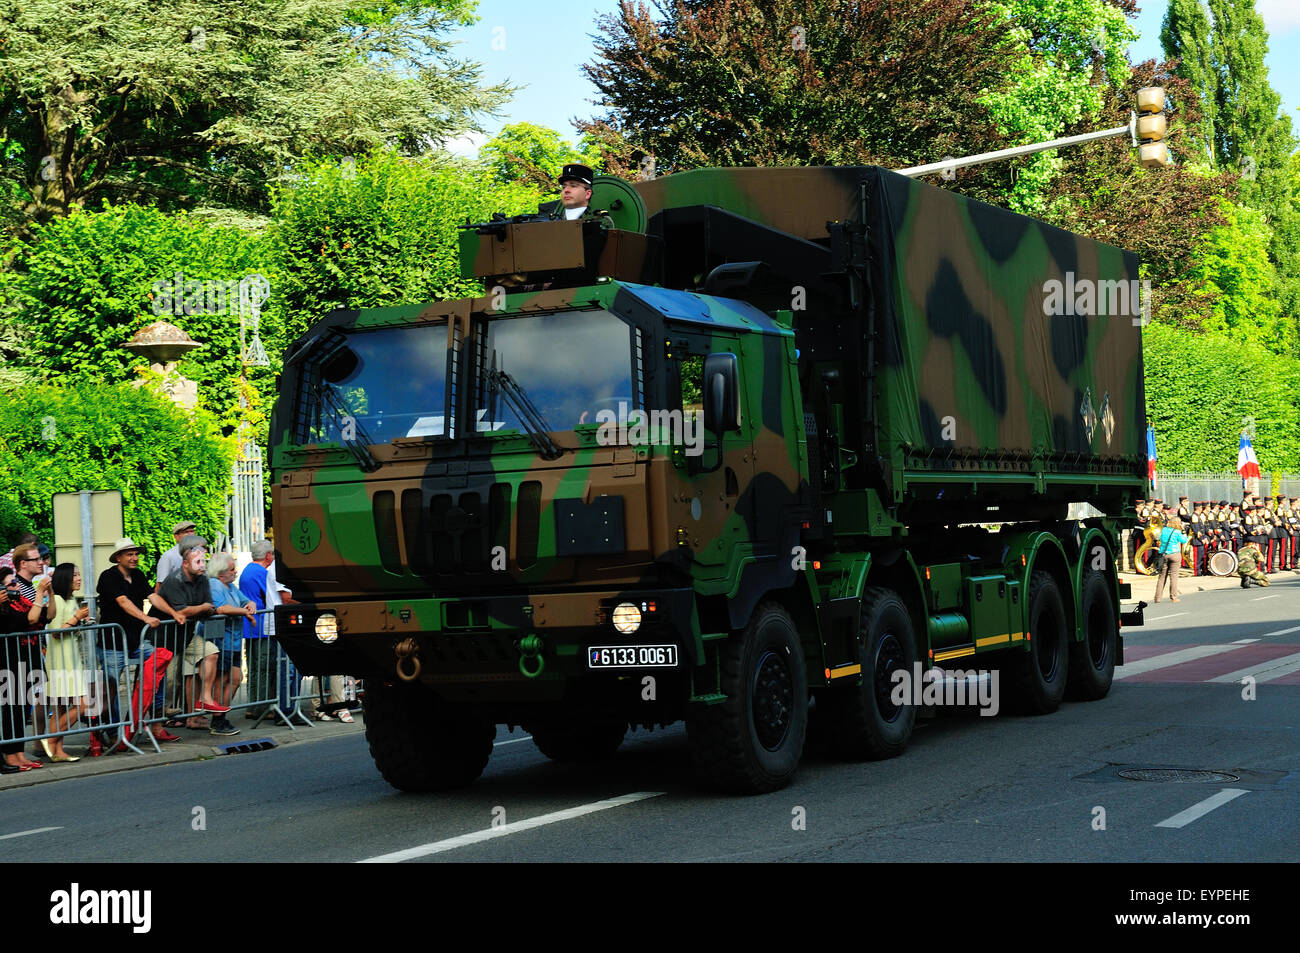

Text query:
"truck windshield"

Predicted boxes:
[[296, 323, 450, 445], [476, 309, 636, 435]]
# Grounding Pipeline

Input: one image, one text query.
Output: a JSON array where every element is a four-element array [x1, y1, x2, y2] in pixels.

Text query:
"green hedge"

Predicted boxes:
[[0, 383, 235, 579], [1143, 322, 1300, 472], [8, 203, 281, 435]]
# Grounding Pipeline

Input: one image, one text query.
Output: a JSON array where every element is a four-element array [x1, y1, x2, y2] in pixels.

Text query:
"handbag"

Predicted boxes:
[[1153, 527, 1171, 572]]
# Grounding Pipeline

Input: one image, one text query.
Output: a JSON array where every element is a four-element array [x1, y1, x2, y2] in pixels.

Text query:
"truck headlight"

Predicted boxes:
[[315, 612, 339, 644], [612, 602, 641, 635]]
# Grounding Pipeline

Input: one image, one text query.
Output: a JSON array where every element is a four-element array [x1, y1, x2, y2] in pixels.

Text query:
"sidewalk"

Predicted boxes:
[[0, 710, 366, 791], [1120, 564, 1300, 600]]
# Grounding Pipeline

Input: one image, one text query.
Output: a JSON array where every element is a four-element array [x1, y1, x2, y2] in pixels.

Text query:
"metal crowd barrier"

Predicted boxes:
[[0, 623, 136, 755], [3, 609, 364, 759]]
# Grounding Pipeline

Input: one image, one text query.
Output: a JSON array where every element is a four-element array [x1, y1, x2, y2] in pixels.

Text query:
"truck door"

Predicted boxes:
[[665, 326, 755, 575]]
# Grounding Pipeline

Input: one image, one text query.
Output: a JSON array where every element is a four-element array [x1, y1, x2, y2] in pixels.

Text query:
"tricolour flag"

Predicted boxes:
[[1237, 435, 1261, 480], [1146, 426, 1158, 488]]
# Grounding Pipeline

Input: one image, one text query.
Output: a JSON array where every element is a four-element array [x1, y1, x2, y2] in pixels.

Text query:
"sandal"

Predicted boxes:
[[337, 709, 354, 723], [162, 718, 187, 729], [313, 711, 335, 721]]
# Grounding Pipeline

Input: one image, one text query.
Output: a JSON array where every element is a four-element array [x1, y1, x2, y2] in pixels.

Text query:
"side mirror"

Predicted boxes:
[[702, 352, 741, 434]]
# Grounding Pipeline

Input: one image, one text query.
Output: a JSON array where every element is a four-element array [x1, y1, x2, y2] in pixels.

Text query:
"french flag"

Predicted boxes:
[[1146, 426, 1158, 488], [1237, 435, 1261, 480]]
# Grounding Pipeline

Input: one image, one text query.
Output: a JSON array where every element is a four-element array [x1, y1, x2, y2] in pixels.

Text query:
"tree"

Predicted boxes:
[[1042, 60, 1238, 331], [577, 0, 1020, 201], [0, 0, 513, 237], [478, 123, 601, 190], [976, 0, 1139, 212], [271, 149, 544, 347]]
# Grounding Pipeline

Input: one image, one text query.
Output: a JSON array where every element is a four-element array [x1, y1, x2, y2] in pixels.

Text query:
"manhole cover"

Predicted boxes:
[[1118, 768, 1240, 783]]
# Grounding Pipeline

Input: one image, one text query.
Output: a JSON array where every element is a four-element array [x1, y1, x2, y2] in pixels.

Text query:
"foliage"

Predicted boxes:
[[1042, 60, 1237, 331], [479, 123, 602, 190], [271, 149, 545, 345], [6, 203, 281, 432], [1184, 201, 1289, 351], [0, 0, 513, 236], [577, 0, 1021, 202], [977, 0, 1138, 213], [1143, 323, 1300, 473], [0, 382, 236, 578]]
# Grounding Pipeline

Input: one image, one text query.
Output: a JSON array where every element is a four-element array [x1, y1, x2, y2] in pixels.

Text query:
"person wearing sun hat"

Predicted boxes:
[[155, 520, 200, 592]]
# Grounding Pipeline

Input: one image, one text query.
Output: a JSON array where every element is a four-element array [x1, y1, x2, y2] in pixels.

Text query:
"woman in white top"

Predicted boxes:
[[45, 563, 92, 761]]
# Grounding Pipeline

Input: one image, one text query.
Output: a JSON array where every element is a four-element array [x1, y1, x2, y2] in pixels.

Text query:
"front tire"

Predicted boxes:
[[686, 602, 808, 794], [363, 681, 494, 792], [1066, 570, 1116, 701], [820, 587, 917, 760], [1006, 571, 1070, 715]]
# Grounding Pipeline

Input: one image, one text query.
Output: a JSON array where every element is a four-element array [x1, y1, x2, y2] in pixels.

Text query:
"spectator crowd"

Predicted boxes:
[[0, 523, 325, 771]]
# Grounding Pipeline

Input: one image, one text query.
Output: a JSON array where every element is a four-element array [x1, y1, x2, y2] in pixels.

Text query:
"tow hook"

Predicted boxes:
[[517, 634, 545, 678], [394, 637, 422, 682]]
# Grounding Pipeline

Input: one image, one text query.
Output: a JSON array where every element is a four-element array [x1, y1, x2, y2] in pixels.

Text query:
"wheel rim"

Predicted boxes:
[[1037, 605, 1062, 680], [1087, 599, 1111, 669], [873, 632, 905, 723], [752, 650, 793, 751]]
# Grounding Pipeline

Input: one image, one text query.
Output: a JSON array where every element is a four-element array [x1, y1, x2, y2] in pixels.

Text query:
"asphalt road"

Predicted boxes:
[[3, 575, 1297, 864]]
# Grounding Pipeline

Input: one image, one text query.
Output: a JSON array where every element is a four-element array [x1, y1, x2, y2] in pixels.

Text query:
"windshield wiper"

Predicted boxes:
[[485, 351, 563, 460], [314, 381, 380, 472]]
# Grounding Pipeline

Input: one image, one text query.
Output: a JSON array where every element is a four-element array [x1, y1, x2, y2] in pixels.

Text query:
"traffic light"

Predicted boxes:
[[1135, 87, 1169, 169]]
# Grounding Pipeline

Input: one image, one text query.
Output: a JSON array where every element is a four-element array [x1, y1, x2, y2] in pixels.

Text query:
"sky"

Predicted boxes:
[[445, 0, 1300, 157]]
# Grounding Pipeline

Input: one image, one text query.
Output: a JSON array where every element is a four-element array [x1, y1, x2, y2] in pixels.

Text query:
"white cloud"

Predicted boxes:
[[1256, 0, 1300, 34], [442, 130, 489, 158]]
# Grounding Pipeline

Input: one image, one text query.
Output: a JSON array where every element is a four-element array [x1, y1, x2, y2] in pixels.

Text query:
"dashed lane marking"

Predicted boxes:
[[494, 736, 533, 747], [0, 827, 62, 841], [1155, 789, 1249, 829], [1209, 651, 1300, 684], [357, 792, 666, 863]]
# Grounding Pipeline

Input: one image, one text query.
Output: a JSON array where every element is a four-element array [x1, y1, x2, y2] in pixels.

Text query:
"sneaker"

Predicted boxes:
[[209, 717, 240, 736]]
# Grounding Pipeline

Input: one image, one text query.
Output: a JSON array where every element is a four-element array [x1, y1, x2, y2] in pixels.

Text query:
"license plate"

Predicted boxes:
[[587, 644, 679, 669]]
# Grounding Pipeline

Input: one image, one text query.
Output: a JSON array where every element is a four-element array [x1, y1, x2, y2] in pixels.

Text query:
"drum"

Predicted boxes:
[[1208, 550, 1238, 577]]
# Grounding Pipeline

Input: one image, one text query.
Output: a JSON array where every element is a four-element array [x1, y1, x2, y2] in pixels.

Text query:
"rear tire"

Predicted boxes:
[[1006, 571, 1069, 715], [363, 681, 494, 792], [686, 602, 807, 793], [526, 718, 626, 762], [820, 587, 917, 760], [1066, 570, 1116, 701]]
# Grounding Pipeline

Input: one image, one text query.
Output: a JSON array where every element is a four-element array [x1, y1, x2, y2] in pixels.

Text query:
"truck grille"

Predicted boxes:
[[373, 481, 542, 577]]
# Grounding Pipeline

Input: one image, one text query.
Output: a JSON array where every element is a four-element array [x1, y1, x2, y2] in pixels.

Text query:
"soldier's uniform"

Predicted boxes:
[[1238, 541, 1269, 587], [1176, 496, 1191, 527], [1287, 497, 1300, 570], [1268, 495, 1288, 572], [1189, 504, 1206, 575], [1226, 504, 1243, 552], [1130, 498, 1148, 570]]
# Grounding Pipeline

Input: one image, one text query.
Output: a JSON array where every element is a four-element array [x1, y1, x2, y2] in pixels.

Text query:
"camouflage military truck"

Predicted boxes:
[[270, 166, 1147, 794]]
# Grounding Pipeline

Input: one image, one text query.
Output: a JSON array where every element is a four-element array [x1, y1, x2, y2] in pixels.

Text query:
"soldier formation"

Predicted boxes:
[[1133, 492, 1300, 586]]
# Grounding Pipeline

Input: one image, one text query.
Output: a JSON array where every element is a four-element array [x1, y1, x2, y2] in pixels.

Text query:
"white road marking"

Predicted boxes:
[[493, 736, 533, 747], [1209, 651, 1300, 684], [1251, 595, 1278, 601], [1142, 612, 1187, 622], [1231, 639, 1260, 644], [1155, 789, 1249, 829], [357, 791, 666, 863], [1258, 625, 1300, 639], [1114, 644, 1245, 680], [0, 827, 62, 841]]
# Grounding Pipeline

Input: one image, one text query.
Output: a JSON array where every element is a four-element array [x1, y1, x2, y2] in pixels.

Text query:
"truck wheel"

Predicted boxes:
[[526, 719, 627, 762], [822, 587, 917, 760], [363, 681, 494, 792], [1066, 570, 1116, 701], [686, 601, 807, 794], [1007, 571, 1070, 715]]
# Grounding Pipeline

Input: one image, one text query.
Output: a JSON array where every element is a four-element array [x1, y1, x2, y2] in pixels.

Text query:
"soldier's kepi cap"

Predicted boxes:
[[557, 163, 593, 188]]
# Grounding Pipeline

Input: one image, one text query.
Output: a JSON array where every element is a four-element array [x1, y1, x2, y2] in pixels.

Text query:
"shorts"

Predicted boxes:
[[182, 635, 220, 676], [216, 649, 241, 672]]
